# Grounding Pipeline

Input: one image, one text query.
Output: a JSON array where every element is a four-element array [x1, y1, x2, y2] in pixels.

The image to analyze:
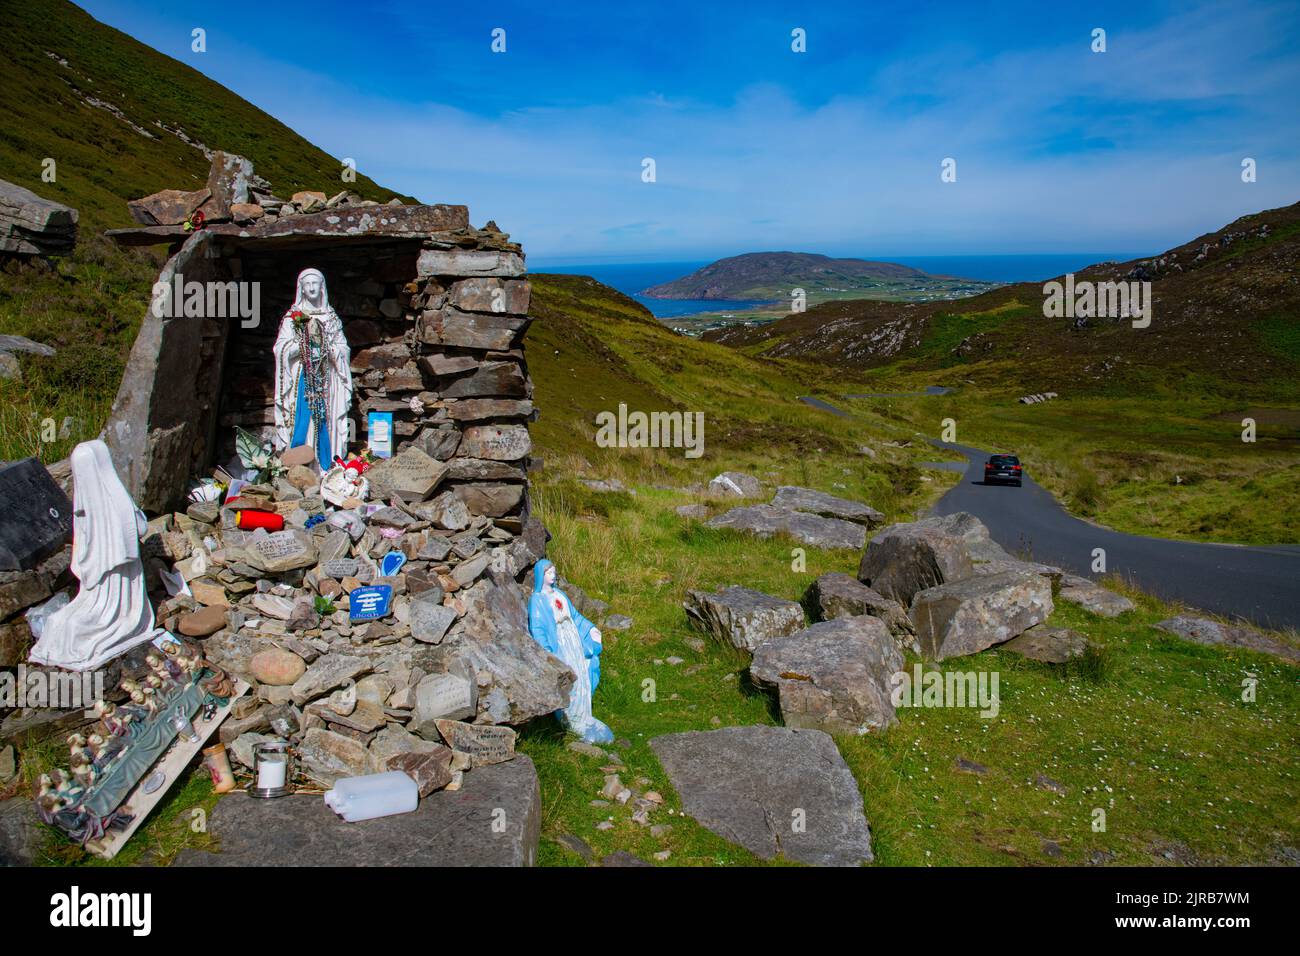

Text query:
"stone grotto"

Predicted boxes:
[[0, 151, 573, 863]]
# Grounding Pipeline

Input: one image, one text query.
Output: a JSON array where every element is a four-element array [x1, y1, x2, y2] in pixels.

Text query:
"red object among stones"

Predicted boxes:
[[236, 510, 285, 531]]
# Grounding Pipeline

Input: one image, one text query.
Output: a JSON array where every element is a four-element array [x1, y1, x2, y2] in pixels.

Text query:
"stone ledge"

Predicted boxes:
[[174, 755, 541, 866]]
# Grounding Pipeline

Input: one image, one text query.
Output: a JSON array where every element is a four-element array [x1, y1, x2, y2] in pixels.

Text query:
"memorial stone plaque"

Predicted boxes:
[[432, 719, 516, 765], [0, 458, 73, 571]]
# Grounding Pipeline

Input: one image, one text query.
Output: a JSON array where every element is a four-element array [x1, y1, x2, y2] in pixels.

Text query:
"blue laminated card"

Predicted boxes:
[[349, 584, 393, 622], [368, 411, 393, 459]]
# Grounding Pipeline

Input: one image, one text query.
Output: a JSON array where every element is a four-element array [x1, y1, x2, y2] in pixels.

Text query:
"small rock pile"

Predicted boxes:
[[125, 151, 396, 231]]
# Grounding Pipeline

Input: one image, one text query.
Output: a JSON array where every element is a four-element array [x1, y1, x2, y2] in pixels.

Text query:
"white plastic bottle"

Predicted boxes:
[[323, 771, 419, 822]]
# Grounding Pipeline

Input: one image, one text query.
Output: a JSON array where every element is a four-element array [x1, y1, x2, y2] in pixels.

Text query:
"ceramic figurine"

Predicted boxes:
[[273, 268, 353, 470], [526, 559, 613, 744], [27, 440, 170, 671], [92, 701, 130, 738]]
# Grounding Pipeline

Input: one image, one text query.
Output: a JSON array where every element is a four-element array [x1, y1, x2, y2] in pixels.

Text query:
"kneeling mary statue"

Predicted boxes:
[[527, 559, 613, 744]]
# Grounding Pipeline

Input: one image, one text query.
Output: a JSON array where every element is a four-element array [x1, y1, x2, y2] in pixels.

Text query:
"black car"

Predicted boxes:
[[984, 454, 1023, 486]]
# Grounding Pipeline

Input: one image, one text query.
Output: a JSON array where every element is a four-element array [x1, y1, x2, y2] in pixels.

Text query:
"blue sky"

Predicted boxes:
[[82, 0, 1300, 262]]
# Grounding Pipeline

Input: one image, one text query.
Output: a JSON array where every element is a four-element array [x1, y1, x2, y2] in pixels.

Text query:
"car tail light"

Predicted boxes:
[[1013, 465, 1022, 471]]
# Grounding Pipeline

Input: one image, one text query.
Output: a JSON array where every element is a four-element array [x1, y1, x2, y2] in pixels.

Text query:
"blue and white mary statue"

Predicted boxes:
[[527, 560, 613, 744]]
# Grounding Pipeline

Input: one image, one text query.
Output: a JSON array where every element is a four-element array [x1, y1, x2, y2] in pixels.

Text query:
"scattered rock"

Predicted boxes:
[[1001, 626, 1089, 663], [750, 615, 905, 734], [771, 486, 883, 527], [707, 471, 761, 497], [683, 585, 805, 653], [1059, 580, 1134, 617], [707, 504, 866, 550], [1154, 616, 1300, 663], [857, 516, 975, 605], [954, 757, 988, 775], [910, 569, 1053, 660], [802, 572, 914, 647]]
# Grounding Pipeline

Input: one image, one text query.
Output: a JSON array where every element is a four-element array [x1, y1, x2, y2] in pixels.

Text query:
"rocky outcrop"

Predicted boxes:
[[650, 726, 874, 866], [750, 616, 904, 734], [910, 569, 1054, 660], [0, 178, 77, 256], [682, 585, 805, 652], [707, 504, 866, 550]]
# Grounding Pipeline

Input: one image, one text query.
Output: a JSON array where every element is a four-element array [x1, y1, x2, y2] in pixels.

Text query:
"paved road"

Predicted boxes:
[[930, 441, 1300, 631]]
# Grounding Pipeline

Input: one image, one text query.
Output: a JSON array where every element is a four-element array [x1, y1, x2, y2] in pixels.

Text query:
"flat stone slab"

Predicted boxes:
[[1059, 581, 1135, 618], [175, 756, 541, 866], [1155, 616, 1300, 664], [1000, 626, 1089, 663], [651, 726, 873, 866], [707, 504, 866, 550], [771, 486, 883, 527]]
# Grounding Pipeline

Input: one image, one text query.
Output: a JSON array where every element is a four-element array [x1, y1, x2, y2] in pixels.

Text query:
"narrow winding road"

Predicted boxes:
[[929, 441, 1300, 631], [799, 394, 1300, 630]]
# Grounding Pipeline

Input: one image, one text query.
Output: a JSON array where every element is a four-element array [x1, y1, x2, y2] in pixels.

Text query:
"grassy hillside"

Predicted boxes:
[[0, 0, 412, 463], [706, 204, 1300, 546], [711, 201, 1300, 401]]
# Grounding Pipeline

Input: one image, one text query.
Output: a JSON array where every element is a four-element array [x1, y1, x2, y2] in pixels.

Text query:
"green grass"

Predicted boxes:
[[519, 474, 1299, 866]]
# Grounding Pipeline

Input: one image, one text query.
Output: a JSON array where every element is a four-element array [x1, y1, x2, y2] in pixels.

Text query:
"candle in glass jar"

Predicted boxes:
[[257, 755, 287, 790]]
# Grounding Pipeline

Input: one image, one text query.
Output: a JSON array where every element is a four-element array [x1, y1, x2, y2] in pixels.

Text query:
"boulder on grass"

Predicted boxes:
[[1000, 626, 1090, 663], [910, 569, 1053, 661], [707, 504, 866, 550], [707, 471, 761, 497], [683, 585, 804, 653], [802, 572, 914, 650], [771, 486, 884, 527], [858, 517, 974, 605], [750, 616, 904, 735], [1154, 616, 1300, 663], [1059, 576, 1135, 618]]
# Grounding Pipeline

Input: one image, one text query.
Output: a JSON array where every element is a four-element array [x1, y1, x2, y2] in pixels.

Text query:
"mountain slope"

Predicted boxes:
[[0, 0, 410, 235], [0, 0, 414, 462], [707, 202, 1300, 400], [641, 251, 995, 303]]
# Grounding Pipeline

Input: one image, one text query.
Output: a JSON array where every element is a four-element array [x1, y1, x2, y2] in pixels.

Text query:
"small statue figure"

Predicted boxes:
[[526, 559, 613, 744], [93, 700, 132, 738], [273, 268, 353, 470], [27, 440, 171, 671], [199, 659, 235, 701], [146, 652, 182, 689]]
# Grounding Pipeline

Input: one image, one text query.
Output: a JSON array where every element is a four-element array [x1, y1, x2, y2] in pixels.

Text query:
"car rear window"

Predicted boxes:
[[991, 455, 1019, 465]]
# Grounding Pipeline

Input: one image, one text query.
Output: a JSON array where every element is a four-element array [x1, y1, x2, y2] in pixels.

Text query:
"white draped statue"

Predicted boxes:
[[272, 268, 352, 469], [28, 440, 167, 671]]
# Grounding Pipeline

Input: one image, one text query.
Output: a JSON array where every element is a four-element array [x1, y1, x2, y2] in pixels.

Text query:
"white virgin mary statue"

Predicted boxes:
[[28, 441, 168, 671], [273, 268, 352, 470]]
